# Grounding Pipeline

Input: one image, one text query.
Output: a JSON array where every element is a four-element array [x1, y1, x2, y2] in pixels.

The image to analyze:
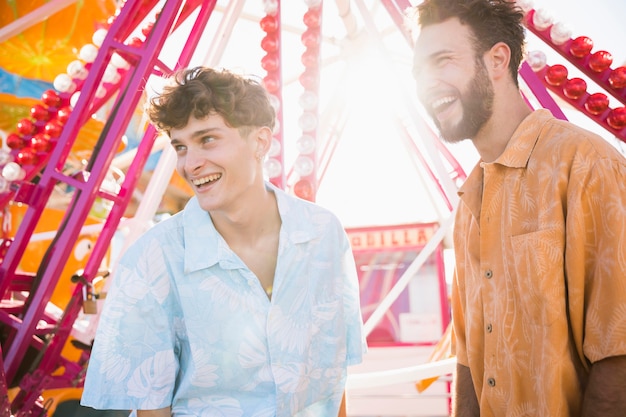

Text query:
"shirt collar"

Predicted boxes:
[[492, 108, 553, 169], [181, 182, 318, 273], [456, 109, 554, 219]]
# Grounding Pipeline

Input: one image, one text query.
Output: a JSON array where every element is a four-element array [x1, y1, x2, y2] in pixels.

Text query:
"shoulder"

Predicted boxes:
[[273, 186, 349, 246], [275, 185, 343, 226], [119, 210, 186, 262], [539, 116, 625, 164]]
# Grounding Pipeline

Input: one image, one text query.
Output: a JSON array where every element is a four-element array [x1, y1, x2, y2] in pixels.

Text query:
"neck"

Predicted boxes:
[[472, 88, 532, 163], [211, 185, 280, 246]]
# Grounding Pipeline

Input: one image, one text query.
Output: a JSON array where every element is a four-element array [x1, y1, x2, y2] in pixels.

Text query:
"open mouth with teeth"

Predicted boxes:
[[431, 96, 457, 117], [191, 173, 222, 188]]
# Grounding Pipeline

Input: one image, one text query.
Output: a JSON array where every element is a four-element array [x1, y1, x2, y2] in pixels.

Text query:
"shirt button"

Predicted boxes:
[[487, 377, 496, 387], [485, 269, 493, 279], [486, 323, 493, 333]]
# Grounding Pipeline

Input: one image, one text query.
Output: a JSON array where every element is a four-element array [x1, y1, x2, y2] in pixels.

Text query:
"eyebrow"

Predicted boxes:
[[170, 127, 220, 144], [422, 49, 455, 61], [414, 49, 455, 72]]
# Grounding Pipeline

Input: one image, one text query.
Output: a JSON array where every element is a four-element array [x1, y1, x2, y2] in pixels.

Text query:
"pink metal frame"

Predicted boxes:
[[0, 0, 218, 414]]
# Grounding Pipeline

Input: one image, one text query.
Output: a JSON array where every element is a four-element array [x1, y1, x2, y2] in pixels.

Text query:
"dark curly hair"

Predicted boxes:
[[412, 0, 526, 87], [147, 66, 276, 135]]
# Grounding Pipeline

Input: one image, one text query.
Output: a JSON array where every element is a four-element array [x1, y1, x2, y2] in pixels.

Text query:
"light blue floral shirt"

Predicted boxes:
[[81, 184, 366, 417]]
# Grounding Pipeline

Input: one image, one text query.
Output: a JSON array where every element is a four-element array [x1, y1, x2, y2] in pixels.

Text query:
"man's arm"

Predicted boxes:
[[452, 363, 479, 417], [582, 355, 626, 417], [137, 407, 171, 417]]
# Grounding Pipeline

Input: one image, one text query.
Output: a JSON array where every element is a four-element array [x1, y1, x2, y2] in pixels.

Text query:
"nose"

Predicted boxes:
[[182, 147, 204, 174]]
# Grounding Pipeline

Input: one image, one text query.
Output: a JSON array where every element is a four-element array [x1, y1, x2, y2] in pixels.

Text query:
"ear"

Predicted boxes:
[[254, 126, 273, 159], [485, 41, 511, 81]]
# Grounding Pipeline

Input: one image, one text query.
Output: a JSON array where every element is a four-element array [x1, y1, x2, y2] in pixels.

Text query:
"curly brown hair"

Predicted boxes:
[[147, 66, 276, 135], [412, 0, 526, 87]]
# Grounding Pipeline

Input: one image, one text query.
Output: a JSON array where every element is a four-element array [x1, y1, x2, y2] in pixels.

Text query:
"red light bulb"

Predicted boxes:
[[301, 28, 320, 48], [127, 37, 143, 48], [584, 93, 609, 115], [588, 51, 613, 73], [30, 104, 50, 122], [260, 34, 279, 53], [17, 118, 36, 136], [608, 67, 626, 89], [545, 64, 568, 86], [299, 70, 318, 90], [261, 53, 279, 72], [41, 89, 62, 108], [301, 48, 320, 68], [606, 107, 626, 129], [6, 133, 25, 150], [303, 9, 321, 29], [263, 74, 280, 94], [293, 179, 314, 201], [56, 106, 73, 124], [30, 133, 52, 152], [141, 21, 154, 37], [569, 36, 593, 58], [44, 120, 64, 138], [563, 78, 587, 99], [260, 15, 278, 33], [16, 147, 38, 165]]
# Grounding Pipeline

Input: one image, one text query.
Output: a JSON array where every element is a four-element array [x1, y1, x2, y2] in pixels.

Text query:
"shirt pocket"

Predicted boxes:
[[508, 228, 565, 326]]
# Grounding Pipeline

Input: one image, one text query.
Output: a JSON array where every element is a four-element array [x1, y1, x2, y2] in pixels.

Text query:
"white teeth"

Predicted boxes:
[[431, 96, 455, 110], [191, 174, 221, 186]]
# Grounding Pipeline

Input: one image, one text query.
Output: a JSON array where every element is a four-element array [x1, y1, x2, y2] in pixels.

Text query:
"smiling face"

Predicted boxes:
[[413, 18, 494, 143], [169, 113, 267, 213]]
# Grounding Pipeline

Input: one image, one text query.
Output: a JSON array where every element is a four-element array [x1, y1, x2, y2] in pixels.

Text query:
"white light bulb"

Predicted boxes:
[[304, 0, 322, 7], [296, 134, 316, 154], [263, 0, 278, 15], [70, 92, 81, 109], [53, 74, 76, 93], [298, 112, 318, 132], [264, 158, 282, 178], [526, 50, 547, 71], [67, 60, 88, 79], [299, 91, 318, 111], [102, 65, 121, 84], [294, 155, 315, 176], [95, 85, 108, 99], [515, 0, 535, 13], [532, 8, 553, 31], [110, 53, 130, 70], [92, 28, 108, 47], [268, 94, 281, 112], [2, 162, 25, 181], [549, 22, 571, 45], [79, 44, 99, 63]]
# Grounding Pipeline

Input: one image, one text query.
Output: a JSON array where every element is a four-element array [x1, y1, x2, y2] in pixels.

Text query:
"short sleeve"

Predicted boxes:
[[341, 232, 367, 366], [81, 238, 179, 411], [568, 156, 626, 363]]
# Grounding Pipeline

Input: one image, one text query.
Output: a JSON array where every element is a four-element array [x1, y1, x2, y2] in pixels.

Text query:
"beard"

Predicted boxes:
[[433, 59, 494, 144]]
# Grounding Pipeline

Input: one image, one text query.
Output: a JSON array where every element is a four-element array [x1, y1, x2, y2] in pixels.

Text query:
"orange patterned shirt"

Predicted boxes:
[[451, 109, 626, 416]]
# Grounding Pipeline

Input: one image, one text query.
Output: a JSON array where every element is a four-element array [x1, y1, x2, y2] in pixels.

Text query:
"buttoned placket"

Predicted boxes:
[[479, 162, 501, 394]]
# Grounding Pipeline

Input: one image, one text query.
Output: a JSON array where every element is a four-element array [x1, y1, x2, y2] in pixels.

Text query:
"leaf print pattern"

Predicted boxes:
[[189, 345, 219, 388], [451, 110, 626, 417], [127, 351, 177, 409], [81, 184, 366, 416]]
